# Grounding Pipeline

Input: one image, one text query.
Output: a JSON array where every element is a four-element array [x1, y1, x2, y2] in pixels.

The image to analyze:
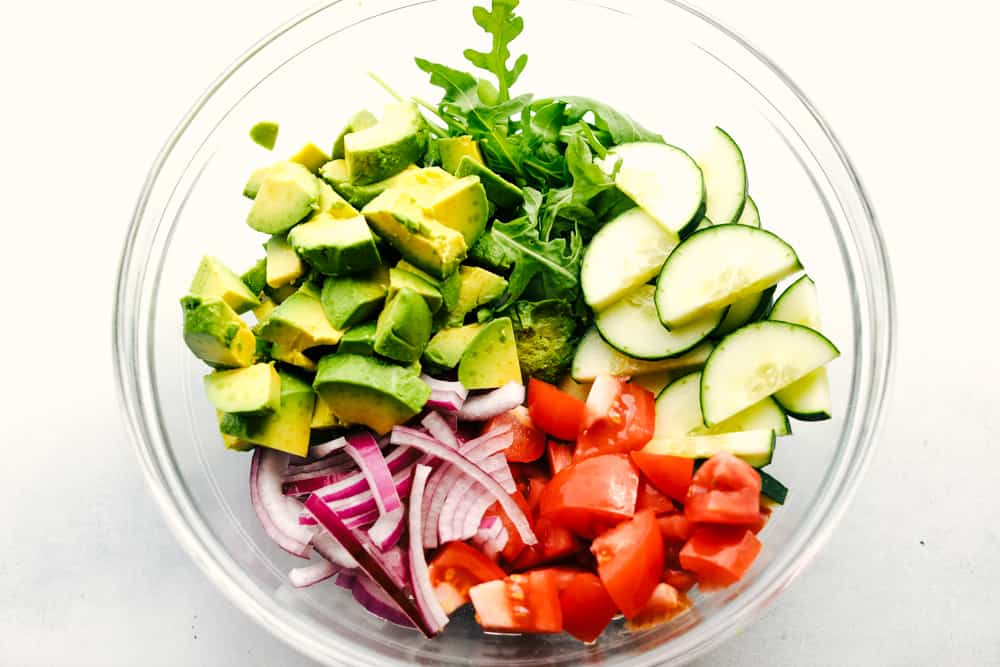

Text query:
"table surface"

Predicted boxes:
[[3, 0, 998, 664]]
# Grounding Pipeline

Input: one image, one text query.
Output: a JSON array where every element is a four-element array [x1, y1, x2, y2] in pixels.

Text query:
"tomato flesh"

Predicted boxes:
[[546, 439, 573, 476], [556, 571, 619, 643], [590, 509, 664, 619], [624, 582, 691, 631], [509, 516, 580, 570], [539, 454, 639, 538], [663, 569, 698, 593], [528, 378, 586, 441], [576, 382, 656, 460], [486, 406, 547, 463], [636, 479, 677, 515], [657, 513, 694, 543], [679, 525, 762, 590], [630, 451, 694, 502], [469, 569, 563, 633], [685, 452, 762, 525], [428, 542, 507, 614], [486, 491, 534, 563]]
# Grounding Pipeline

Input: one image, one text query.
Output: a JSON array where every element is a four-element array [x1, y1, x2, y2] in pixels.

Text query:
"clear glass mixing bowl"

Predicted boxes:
[[113, 1, 895, 664]]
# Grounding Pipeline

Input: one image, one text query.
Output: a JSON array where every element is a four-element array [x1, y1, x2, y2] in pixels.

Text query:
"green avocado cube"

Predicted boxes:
[[287, 212, 381, 276], [249, 121, 279, 150], [181, 296, 256, 369], [458, 317, 522, 389], [204, 362, 281, 415], [338, 321, 378, 356], [423, 323, 484, 370], [189, 256, 261, 314], [320, 269, 388, 330], [269, 343, 317, 371], [243, 164, 273, 199], [344, 102, 427, 185], [240, 258, 268, 296], [265, 234, 304, 289], [332, 110, 378, 160], [255, 284, 343, 351], [455, 155, 523, 209], [388, 267, 442, 313], [320, 160, 419, 209], [289, 143, 330, 173], [246, 161, 320, 235], [373, 288, 433, 364], [219, 370, 315, 457], [396, 260, 461, 312], [438, 136, 484, 174], [313, 354, 431, 434], [447, 266, 508, 326]]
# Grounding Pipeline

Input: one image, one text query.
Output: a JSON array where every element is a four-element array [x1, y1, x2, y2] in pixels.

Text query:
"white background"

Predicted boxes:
[[2, 0, 998, 665]]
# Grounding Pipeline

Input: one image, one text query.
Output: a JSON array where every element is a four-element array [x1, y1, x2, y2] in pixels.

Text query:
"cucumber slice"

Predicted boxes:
[[768, 275, 832, 420], [571, 327, 712, 382], [696, 127, 748, 225], [701, 321, 839, 426], [582, 208, 678, 311], [655, 225, 802, 328], [736, 195, 761, 228], [759, 469, 788, 505], [595, 285, 725, 360], [600, 142, 705, 236], [642, 430, 776, 468], [655, 371, 790, 438], [714, 286, 775, 338]]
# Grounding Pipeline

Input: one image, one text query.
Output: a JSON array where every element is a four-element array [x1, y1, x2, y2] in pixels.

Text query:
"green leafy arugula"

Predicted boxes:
[[462, 0, 528, 102]]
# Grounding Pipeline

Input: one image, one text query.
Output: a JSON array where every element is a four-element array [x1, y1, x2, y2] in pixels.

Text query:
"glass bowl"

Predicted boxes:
[[113, 0, 895, 664]]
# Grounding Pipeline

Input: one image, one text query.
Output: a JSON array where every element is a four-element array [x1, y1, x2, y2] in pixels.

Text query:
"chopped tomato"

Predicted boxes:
[[486, 491, 534, 563], [747, 505, 772, 534], [663, 569, 698, 593], [510, 463, 548, 505], [590, 509, 664, 619], [469, 569, 563, 634], [556, 571, 619, 643], [684, 452, 762, 525], [486, 406, 547, 463], [539, 454, 639, 538], [527, 378, 587, 441], [527, 477, 547, 513], [546, 439, 573, 476], [679, 525, 762, 590], [428, 542, 507, 614], [575, 381, 656, 460], [657, 513, 694, 543], [624, 582, 691, 631], [509, 516, 580, 570], [636, 480, 677, 515], [630, 451, 694, 502]]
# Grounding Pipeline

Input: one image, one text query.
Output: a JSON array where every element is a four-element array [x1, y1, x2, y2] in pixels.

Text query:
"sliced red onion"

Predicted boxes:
[[422, 464, 460, 548], [474, 515, 503, 541], [421, 375, 469, 401], [459, 491, 502, 542], [461, 428, 514, 461], [343, 431, 405, 551], [353, 575, 416, 628], [456, 382, 525, 421], [390, 427, 536, 546], [408, 464, 450, 634], [312, 532, 358, 569], [483, 525, 509, 560], [298, 469, 415, 525], [335, 569, 357, 590], [289, 560, 340, 588], [426, 390, 466, 412], [585, 374, 621, 429], [250, 448, 314, 559], [282, 471, 353, 496], [303, 446, 420, 501], [421, 411, 462, 450], [437, 473, 479, 543], [308, 437, 347, 460]]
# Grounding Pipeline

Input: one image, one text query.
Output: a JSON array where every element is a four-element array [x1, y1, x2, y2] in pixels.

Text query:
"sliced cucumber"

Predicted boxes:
[[736, 195, 761, 228], [654, 371, 789, 438], [700, 321, 839, 426], [768, 275, 832, 420], [696, 127, 747, 225], [759, 469, 788, 505], [599, 142, 705, 236], [642, 430, 776, 468], [582, 208, 677, 311], [595, 285, 725, 360], [655, 225, 802, 328], [571, 327, 712, 382], [713, 285, 775, 338]]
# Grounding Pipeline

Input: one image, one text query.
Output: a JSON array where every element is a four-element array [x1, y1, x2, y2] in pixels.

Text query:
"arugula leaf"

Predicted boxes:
[[462, 0, 528, 102], [535, 96, 664, 144]]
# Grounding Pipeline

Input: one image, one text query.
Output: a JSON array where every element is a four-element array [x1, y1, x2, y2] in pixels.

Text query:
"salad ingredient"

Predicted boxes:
[[438, 135, 484, 173], [629, 452, 694, 503], [336, 321, 378, 356], [684, 452, 762, 525], [246, 161, 320, 234], [289, 143, 331, 173], [539, 454, 638, 538], [189, 255, 261, 313], [319, 269, 388, 330], [250, 447, 315, 558], [509, 299, 578, 384], [641, 430, 776, 468], [447, 266, 507, 326], [342, 431, 406, 550], [458, 317, 522, 389], [219, 370, 315, 457], [571, 328, 713, 382], [455, 156, 524, 209], [759, 469, 789, 505], [203, 362, 281, 415], [713, 285, 774, 337], [407, 465, 452, 634], [527, 378, 586, 441], [456, 381, 525, 421], [695, 127, 748, 226], [546, 440, 572, 476], [332, 109, 377, 160], [469, 570, 563, 634], [180, 296, 255, 368], [591, 510, 664, 619], [625, 582, 690, 632], [575, 379, 656, 460], [654, 371, 791, 438], [428, 541, 506, 614], [736, 195, 761, 228], [485, 405, 545, 463], [344, 102, 428, 184], [255, 284, 343, 351], [264, 234, 304, 289], [423, 324, 484, 369], [556, 571, 619, 643], [287, 212, 382, 277], [321, 161, 418, 209], [249, 121, 279, 150], [289, 560, 338, 588], [679, 525, 762, 590], [374, 288, 433, 363]]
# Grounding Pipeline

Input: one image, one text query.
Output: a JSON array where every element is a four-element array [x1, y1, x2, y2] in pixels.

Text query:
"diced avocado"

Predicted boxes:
[[315, 180, 354, 218], [332, 110, 378, 159], [287, 212, 381, 276], [439, 136, 484, 174], [321, 160, 419, 209], [388, 267, 442, 313], [246, 161, 320, 234], [458, 317, 521, 389], [265, 282, 298, 305], [241, 258, 268, 296], [265, 234, 304, 289], [456, 155, 523, 209], [255, 284, 342, 351], [250, 121, 279, 150], [217, 411, 254, 451], [289, 142, 331, 173], [447, 266, 508, 326], [374, 287, 433, 364], [313, 354, 431, 434], [345, 102, 427, 185], [338, 321, 378, 356], [396, 260, 461, 312], [394, 166, 456, 198], [253, 335, 272, 363], [219, 370, 315, 456], [426, 176, 489, 247], [270, 343, 317, 371], [320, 269, 388, 329], [423, 324, 484, 369], [204, 362, 280, 415], [310, 394, 346, 430], [362, 189, 467, 280], [189, 256, 260, 314], [244, 165, 273, 199], [181, 296, 256, 368]]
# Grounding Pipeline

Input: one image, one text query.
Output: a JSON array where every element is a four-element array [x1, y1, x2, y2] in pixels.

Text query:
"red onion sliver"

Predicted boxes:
[[585, 374, 621, 429], [456, 382, 525, 421], [422, 464, 461, 548], [458, 489, 501, 542], [408, 464, 450, 634], [437, 473, 479, 543], [426, 390, 465, 412], [352, 575, 416, 628], [421, 411, 461, 450], [308, 437, 347, 460], [250, 448, 314, 559], [312, 532, 358, 569], [335, 569, 357, 590], [421, 376, 469, 401], [459, 423, 512, 459], [461, 430, 514, 461], [289, 560, 340, 588], [343, 430, 405, 551], [310, 447, 420, 501]]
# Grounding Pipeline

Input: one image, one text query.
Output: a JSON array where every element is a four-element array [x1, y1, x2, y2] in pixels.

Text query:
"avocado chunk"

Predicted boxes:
[[241, 258, 268, 296], [246, 161, 320, 234], [313, 354, 430, 434], [310, 394, 346, 430], [423, 323, 484, 370], [388, 267, 443, 313], [270, 343, 317, 371], [458, 317, 522, 389], [332, 110, 378, 160], [217, 411, 254, 451], [396, 260, 461, 312], [338, 321, 378, 356], [374, 287, 433, 363], [255, 283, 342, 351], [345, 102, 427, 185], [219, 370, 315, 456], [287, 212, 381, 276], [265, 234, 304, 289], [289, 142, 331, 174], [362, 189, 467, 280], [250, 121, 279, 150], [181, 296, 256, 368], [315, 180, 350, 216], [447, 266, 508, 326], [392, 167, 489, 247], [204, 362, 281, 415], [439, 136, 484, 174], [189, 256, 260, 314], [243, 165, 272, 199], [320, 269, 388, 329], [321, 160, 420, 209], [456, 156, 523, 209]]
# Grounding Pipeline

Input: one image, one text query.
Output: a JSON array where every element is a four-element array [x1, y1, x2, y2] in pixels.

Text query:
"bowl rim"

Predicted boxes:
[[113, 1, 896, 664]]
